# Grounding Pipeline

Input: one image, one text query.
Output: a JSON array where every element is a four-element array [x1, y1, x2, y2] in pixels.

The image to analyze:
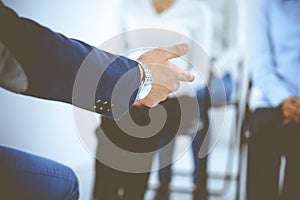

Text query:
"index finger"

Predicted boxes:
[[161, 43, 190, 60]]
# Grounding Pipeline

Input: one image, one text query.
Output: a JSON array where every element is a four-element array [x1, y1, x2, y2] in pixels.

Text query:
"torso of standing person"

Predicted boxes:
[[116, 0, 212, 98], [250, 0, 300, 109]]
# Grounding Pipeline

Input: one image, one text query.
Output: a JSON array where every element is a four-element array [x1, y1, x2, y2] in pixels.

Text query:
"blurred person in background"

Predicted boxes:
[[93, 0, 214, 199], [247, 0, 300, 199]]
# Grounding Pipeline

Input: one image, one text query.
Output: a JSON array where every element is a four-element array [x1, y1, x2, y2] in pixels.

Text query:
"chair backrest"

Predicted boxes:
[[235, 61, 251, 137]]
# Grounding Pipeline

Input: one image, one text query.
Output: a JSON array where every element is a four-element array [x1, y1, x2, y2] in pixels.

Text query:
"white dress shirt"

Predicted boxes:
[[112, 0, 213, 98]]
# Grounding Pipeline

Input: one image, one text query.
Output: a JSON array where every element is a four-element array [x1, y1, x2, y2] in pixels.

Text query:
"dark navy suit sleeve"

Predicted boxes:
[[0, 2, 140, 119]]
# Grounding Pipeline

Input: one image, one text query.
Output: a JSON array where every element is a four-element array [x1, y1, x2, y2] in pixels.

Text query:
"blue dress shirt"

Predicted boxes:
[[251, 0, 300, 109]]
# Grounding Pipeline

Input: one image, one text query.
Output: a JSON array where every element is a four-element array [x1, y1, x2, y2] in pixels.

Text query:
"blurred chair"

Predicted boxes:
[[235, 81, 252, 200], [146, 2, 249, 199], [198, 47, 248, 199], [143, 2, 213, 199], [191, 0, 251, 199], [155, 47, 248, 200]]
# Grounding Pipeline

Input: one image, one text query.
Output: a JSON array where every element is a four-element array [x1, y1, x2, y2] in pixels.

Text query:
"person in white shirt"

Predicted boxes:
[[93, 0, 213, 200]]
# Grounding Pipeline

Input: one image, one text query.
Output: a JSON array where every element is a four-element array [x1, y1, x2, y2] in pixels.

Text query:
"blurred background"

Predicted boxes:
[[0, 0, 259, 199]]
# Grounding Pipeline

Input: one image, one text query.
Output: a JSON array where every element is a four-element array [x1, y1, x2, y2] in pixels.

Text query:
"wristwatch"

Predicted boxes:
[[135, 60, 153, 101]]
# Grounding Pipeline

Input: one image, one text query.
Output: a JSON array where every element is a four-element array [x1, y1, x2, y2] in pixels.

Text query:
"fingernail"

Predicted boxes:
[[182, 43, 190, 52], [190, 73, 195, 81]]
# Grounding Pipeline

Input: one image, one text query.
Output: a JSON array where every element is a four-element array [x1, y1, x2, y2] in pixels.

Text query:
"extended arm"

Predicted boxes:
[[0, 2, 194, 120], [0, 1, 140, 119]]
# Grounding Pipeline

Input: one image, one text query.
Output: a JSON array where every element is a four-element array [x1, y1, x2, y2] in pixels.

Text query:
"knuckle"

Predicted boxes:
[[172, 82, 180, 91]]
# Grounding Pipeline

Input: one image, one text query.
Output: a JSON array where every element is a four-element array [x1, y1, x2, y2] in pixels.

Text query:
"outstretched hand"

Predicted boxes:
[[137, 43, 194, 107]]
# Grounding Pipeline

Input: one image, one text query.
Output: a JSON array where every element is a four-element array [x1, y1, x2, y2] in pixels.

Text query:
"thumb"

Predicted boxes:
[[161, 43, 190, 60]]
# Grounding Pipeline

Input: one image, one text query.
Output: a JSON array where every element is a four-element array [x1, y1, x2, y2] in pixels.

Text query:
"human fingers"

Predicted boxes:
[[169, 62, 195, 82], [282, 98, 300, 119], [282, 98, 296, 116], [282, 109, 300, 124], [148, 63, 182, 91], [283, 118, 291, 125], [293, 98, 300, 115], [160, 43, 190, 60]]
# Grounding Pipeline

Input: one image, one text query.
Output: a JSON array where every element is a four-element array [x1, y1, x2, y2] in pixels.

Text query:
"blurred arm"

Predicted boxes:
[[251, 0, 292, 107]]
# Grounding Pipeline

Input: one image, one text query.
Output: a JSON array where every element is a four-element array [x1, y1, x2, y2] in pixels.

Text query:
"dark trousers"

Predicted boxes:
[[94, 97, 202, 200], [0, 146, 79, 200], [157, 128, 207, 184], [94, 161, 150, 200], [247, 108, 300, 200], [158, 95, 209, 186], [93, 105, 160, 200], [158, 88, 210, 189]]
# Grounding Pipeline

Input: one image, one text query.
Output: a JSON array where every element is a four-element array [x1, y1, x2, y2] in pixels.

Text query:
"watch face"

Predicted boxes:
[[137, 83, 152, 100]]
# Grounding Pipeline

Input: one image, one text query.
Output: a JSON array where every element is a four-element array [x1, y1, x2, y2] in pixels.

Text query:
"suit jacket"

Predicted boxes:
[[0, 2, 140, 119], [0, 42, 28, 93]]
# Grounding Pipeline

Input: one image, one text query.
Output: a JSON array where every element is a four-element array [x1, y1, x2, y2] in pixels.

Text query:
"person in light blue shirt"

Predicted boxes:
[[247, 0, 300, 199]]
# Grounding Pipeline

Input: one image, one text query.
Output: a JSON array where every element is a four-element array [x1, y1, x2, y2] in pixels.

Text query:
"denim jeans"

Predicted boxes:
[[0, 146, 79, 200]]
